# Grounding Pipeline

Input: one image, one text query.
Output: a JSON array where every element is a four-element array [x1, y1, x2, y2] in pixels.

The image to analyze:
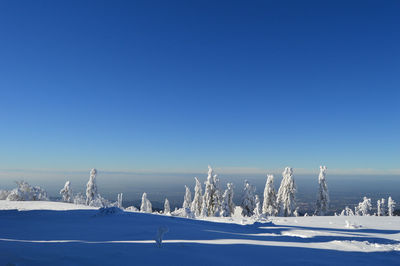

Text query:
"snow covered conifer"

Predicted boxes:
[[141, 192, 152, 213], [241, 180, 256, 217], [377, 199, 382, 216], [117, 193, 123, 209], [355, 197, 372, 216], [164, 198, 171, 214], [221, 183, 235, 217], [377, 199, 386, 216], [60, 181, 72, 203], [388, 196, 396, 216], [191, 177, 203, 217], [183, 185, 192, 209], [380, 198, 386, 216], [277, 167, 296, 217], [254, 195, 262, 217], [315, 166, 329, 216], [200, 196, 208, 217], [262, 174, 277, 216], [202, 166, 222, 216], [182, 185, 193, 217], [86, 168, 98, 205]]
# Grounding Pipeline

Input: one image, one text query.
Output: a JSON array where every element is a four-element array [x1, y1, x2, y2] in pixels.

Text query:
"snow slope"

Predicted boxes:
[[0, 201, 399, 265]]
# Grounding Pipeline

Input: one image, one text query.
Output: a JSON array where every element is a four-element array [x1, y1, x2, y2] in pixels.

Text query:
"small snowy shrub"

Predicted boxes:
[[73, 192, 86, 205], [355, 197, 372, 216], [89, 194, 112, 208], [340, 206, 354, 216], [6, 181, 49, 201], [125, 206, 139, 212]]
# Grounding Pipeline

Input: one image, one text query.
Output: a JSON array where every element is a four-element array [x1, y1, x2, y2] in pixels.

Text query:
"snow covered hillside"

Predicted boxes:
[[0, 201, 399, 266]]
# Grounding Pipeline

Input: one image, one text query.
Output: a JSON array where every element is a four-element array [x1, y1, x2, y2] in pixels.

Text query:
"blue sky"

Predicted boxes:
[[0, 1, 399, 174]]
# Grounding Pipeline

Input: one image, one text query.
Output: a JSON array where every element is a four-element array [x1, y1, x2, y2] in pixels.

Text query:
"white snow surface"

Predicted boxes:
[[1, 200, 399, 265]]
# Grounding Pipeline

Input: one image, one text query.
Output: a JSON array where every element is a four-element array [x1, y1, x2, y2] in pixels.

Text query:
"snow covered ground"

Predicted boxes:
[[1, 201, 399, 265]]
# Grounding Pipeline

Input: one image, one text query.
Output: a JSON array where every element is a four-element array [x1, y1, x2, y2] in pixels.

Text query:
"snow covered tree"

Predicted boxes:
[[140, 192, 152, 213], [241, 180, 256, 217], [262, 174, 277, 216], [60, 181, 72, 203], [183, 185, 192, 209], [377, 198, 386, 216], [380, 198, 386, 216], [73, 192, 86, 205], [340, 206, 354, 216], [377, 199, 382, 216], [0, 190, 10, 200], [277, 167, 296, 217], [200, 196, 208, 217], [221, 183, 235, 217], [202, 166, 222, 216], [86, 168, 98, 205], [6, 181, 49, 201], [190, 177, 203, 217], [315, 166, 329, 216], [388, 196, 396, 216], [182, 185, 193, 217], [164, 198, 171, 214], [355, 197, 372, 216], [117, 193, 123, 209], [254, 195, 262, 217]]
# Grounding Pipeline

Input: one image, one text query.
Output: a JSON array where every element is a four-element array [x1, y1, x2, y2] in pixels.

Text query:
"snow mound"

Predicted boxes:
[[345, 220, 362, 229]]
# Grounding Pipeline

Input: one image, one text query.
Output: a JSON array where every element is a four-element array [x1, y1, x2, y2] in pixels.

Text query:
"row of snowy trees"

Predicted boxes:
[[1, 166, 395, 218], [136, 165, 397, 218], [151, 166, 300, 218], [340, 196, 396, 216]]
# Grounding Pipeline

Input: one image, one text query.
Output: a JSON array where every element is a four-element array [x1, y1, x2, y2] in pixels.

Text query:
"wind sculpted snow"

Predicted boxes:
[[0, 201, 399, 265]]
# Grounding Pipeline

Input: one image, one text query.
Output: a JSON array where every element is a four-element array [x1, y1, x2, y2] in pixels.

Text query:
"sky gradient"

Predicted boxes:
[[0, 1, 399, 175]]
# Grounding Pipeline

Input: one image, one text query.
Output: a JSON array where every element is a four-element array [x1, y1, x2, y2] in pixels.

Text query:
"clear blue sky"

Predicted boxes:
[[0, 1, 399, 174]]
